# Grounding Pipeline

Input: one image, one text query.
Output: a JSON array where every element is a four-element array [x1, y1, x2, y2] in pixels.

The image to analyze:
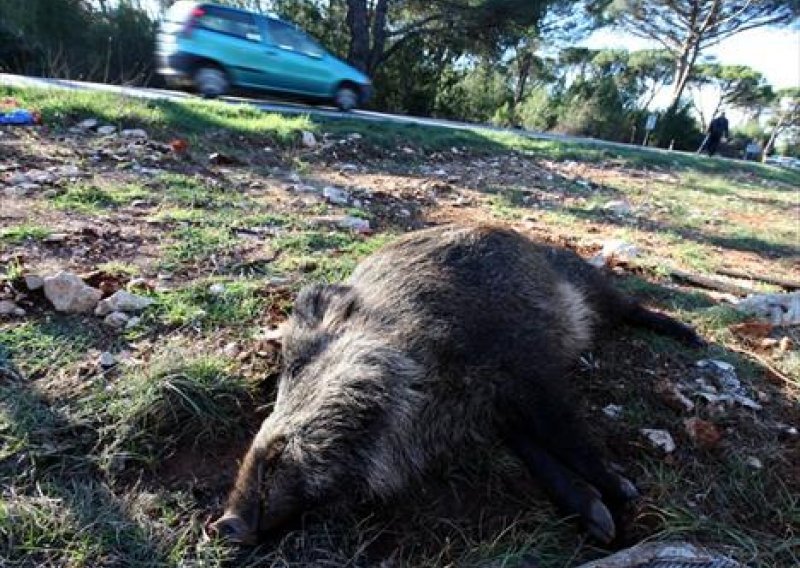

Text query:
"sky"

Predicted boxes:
[[582, 26, 800, 123]]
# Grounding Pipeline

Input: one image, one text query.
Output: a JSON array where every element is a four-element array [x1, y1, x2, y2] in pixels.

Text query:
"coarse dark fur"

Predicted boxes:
[[211, 224, 703, 545]]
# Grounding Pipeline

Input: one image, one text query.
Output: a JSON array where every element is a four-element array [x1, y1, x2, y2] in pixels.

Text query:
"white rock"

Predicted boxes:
[[24, 275, 44, 290], [603, 404, 623, 419], [323, 186, 350, 205], [604, 200, 633, 216], [95, 290, 154, 316], [104, 311, 130, 329], [99, 352, 116, 367], [125, 316, 141, 330], [402, 147, 415, 154], [601, 240, 640, 262], [347, 133, 362, 140], [208, 283, 226, 296], [640, 429, 676, 453], [44, 272, 103, 313], [27, 169, 56, 184], [223, 341, 240, 358], [77, 118, 98, 130], [0, 300, 21, 316], [97, 125, 116, 136], [121, 128, 147, 139], [9, 172, 29, 185], [301, 131, 317, 148], [337, 216, 370, 233], [735, 292, 800, 326], [745, 456, 763, 470]]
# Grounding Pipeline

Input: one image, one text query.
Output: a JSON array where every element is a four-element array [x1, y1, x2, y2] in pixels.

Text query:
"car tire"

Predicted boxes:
[[194, 67, 228, 98], [334, 86, 359, 111]]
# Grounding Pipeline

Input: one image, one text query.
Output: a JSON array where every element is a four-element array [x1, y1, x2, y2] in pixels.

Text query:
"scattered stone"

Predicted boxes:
[[347, 132, 362, 140], [9, 172, 29, 185], [602, 404, 623, 419], [338, 216, 371, 234], [43, 233, 68, 243], [104, 311, 131, 329], [575, 541, 741, 568], [121, 128, 148, 139], [641, 429, 676, 453], [44, 272, 103, 313], [77, 118, 98, 130], [95, 290, 154, 316], [208, 283, 226, 296], [340, 163, 359, 172], [778, 336, 793, 353], [98, 351, 117, 368], [301, 131, 317, 148], [223, 341, 241, 358], [735, 292, 800, 326], [590, 239, 640, 267], [0, 300, 25, 317], [402, 147, 415, 155], [125, 316, 142, 330], [323, 186, 350, 205], [683, 417, 722, 449], [24, 275, 44, 291], [97, 125, 117, 136], [695, 359, 762, 410], [604, 199, 633, 216], [745, 456, 763, 470]]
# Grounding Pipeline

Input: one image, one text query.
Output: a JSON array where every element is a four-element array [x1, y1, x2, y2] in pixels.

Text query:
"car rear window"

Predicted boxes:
[[266, 20, 322, 56], [198, 6, 262, 42]]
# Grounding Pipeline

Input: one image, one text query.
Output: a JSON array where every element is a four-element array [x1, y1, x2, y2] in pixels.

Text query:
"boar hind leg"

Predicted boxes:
[[500, 380, 637, 516], [504, 430, 616, 543], [621, 302, 705, 348]]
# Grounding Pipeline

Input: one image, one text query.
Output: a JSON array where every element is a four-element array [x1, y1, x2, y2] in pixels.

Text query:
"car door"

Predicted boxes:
[[192, 6, 269, 88], [261, 19, 334, 97]]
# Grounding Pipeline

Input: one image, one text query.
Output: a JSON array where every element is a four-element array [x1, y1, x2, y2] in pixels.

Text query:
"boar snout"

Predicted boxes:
[[209, 514, 257, 545]]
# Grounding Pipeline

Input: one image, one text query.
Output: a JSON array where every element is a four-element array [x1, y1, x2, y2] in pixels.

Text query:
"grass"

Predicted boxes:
[[52, 182, 151, 213], [0, 223, 52, 244], [1, 84, 799, 567]]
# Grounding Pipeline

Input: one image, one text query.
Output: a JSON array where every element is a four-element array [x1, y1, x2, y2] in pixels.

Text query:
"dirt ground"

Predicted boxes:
[[1, 105, 799, 567]]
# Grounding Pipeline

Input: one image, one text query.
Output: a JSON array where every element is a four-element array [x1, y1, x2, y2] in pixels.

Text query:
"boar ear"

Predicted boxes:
[[293, 284, 358, 327]]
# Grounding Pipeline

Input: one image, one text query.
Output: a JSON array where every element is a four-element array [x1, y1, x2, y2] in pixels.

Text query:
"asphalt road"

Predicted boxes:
[[0, 73, 678, 156]]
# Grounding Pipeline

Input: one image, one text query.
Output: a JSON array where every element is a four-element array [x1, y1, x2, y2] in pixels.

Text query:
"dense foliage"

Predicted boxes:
[[0, 0, 797, 154]]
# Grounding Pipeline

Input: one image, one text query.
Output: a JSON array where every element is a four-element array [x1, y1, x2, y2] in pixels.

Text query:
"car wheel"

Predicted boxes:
[[194, 67, 228, 98], [334, 86, 359, 111]]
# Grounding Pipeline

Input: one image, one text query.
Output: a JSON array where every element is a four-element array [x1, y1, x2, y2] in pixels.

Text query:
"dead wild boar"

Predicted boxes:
[[211, 224, 703, 545]]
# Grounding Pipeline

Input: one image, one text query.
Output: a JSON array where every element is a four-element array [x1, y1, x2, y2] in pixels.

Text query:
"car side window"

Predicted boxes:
[[266, 20, 323, 57], [199, 7, 262, 42]]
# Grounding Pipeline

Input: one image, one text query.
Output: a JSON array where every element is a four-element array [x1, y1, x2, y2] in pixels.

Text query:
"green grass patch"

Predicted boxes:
[[52, 182, 151, 213], [94, 350, 252, 470], [154, 279, 269, 328], [0, 223, 52, 244]]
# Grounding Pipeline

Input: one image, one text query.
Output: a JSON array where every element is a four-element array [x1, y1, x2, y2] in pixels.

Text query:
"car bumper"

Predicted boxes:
[[156, 52, 195, 82]]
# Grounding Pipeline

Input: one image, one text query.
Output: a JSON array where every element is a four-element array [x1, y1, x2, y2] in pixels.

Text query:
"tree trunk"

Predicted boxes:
[[513, 51, 533, 106], [367, 0, 389, 75], [667, 43, 699, 114], [345, 0, 370, 72]]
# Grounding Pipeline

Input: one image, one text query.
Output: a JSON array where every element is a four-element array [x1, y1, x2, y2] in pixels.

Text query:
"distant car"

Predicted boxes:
[[764, 155, 800, 170], [156, 1, 372, 110]]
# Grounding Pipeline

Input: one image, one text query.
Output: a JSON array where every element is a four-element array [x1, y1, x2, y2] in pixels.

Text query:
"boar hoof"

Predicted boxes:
[[209, 514, 256, 545], [585, 499, 616, 544]]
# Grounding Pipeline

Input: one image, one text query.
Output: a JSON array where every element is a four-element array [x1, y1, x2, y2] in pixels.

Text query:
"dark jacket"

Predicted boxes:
[[709, 116, 729, 138]]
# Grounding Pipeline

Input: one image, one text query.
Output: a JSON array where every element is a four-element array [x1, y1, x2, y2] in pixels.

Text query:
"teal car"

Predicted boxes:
[[156, 1, 372, 110]]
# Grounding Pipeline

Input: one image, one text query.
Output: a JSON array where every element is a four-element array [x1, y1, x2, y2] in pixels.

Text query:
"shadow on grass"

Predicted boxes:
[[562, 206, 798, 260]]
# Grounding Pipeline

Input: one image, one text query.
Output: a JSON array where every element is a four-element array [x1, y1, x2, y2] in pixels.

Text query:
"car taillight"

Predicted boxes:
[[182, 7, 205, 37]]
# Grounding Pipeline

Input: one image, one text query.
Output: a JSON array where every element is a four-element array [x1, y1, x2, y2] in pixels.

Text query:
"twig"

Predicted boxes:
[[727, 345, 795, 386], [667, 268, 755, 297], [715, 268, 800, 291]]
